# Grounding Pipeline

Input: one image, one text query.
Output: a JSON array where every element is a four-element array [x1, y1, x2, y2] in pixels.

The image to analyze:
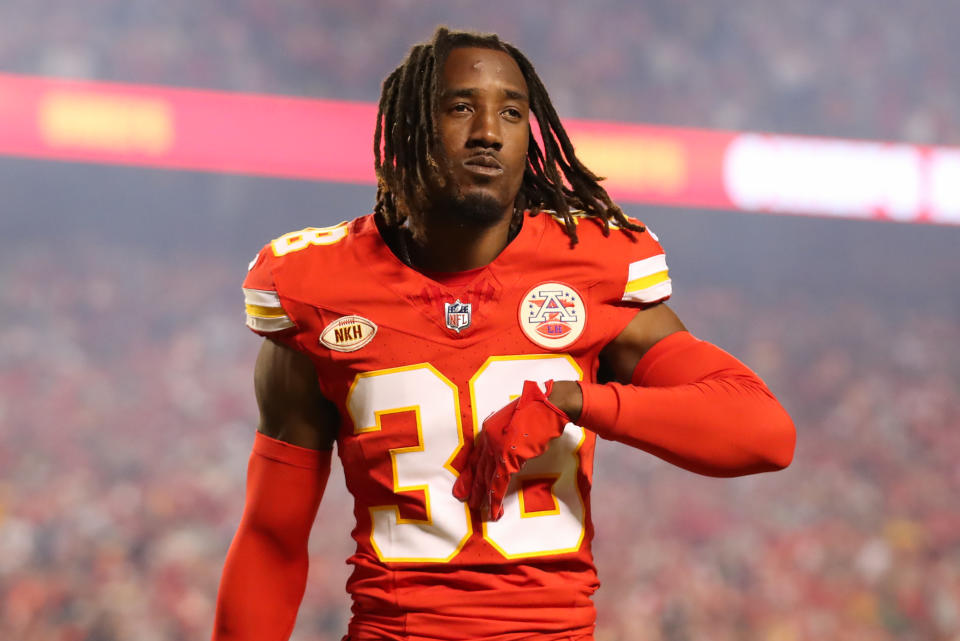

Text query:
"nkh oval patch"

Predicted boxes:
[[518, 282, 586, 350], [319, 315, 377, 352]]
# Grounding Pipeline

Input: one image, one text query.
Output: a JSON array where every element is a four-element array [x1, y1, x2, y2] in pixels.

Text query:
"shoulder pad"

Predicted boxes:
[[243, 245, 295, 334], [548, 212, 672, 305], [241, 221, 353, 334], [268, 222, 350, 257]]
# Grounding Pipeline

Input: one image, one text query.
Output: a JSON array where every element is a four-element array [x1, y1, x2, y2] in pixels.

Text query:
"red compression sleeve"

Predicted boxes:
[[212, 432, 331, 641], [579, 331, 795, 476]]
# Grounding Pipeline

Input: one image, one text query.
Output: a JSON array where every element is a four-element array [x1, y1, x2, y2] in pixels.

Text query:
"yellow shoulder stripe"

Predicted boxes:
[[625, 270, 669, 293], [245, 303, 289, 319]]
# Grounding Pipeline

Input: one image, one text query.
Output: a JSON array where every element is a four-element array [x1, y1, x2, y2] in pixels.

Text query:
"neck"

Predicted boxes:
[[403, 208, 517, 273]]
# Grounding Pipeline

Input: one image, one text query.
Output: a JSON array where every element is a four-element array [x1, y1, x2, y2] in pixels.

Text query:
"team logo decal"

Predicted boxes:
[[319, 315, 377, 352], [519, 282, 586, 349], [444, 299, 472, 333]]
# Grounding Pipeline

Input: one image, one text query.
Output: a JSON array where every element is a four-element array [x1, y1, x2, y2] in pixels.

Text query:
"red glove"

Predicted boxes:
[[453, 380, 570, 521]]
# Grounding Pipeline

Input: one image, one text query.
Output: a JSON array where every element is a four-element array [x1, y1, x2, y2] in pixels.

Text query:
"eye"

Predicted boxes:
[[452, 103, 472, 113], [502, 107, 523, 120]]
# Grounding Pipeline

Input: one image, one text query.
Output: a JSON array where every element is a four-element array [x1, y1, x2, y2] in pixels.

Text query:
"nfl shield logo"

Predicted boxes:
[[444, 299, 472, 333]]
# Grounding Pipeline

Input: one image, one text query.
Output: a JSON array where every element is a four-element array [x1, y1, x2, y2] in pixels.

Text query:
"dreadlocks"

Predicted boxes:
[[373, 26, 643, 245]]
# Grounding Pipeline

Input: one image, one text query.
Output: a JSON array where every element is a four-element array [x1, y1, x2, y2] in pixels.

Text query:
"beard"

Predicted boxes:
[[406, 189, 508, 244], [408, 189, 507, 245], [406, 160, 515, 241], [447, 190, 505, 226]]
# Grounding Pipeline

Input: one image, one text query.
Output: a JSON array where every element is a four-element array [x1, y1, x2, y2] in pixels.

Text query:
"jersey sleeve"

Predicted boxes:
[[618, 226, 672, 306], [242, 245, 297, 336], [587, 220, 673, 348]]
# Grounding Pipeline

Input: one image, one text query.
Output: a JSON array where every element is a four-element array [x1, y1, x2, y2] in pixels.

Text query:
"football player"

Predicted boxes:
[[212, 27, 795, 641]]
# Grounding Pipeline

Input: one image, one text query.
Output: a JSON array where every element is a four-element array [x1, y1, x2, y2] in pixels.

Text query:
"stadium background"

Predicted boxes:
[[1, 2, 958, 640]]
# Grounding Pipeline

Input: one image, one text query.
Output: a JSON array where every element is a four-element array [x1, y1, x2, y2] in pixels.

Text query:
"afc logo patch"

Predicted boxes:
[[444, 299, 472, 333], [518, 282, 586, 350]]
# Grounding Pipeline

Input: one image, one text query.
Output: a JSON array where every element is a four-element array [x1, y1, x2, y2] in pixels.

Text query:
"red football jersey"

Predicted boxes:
[[242, 212, 671, 641]]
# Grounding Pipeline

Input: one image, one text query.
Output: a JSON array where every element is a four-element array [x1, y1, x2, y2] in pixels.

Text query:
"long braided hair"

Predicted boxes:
[[374, 26, 643, 245]]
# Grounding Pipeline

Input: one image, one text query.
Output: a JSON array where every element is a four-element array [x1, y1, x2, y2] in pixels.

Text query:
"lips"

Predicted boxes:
[[462, 153, 503, 176]]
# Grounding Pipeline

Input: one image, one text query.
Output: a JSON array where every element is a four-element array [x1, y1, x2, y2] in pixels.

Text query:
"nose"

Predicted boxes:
[[467, 106, 502, 151]]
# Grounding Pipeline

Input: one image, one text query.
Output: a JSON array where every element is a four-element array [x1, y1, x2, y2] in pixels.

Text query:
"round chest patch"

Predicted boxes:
[[518, 282, 587, 350]]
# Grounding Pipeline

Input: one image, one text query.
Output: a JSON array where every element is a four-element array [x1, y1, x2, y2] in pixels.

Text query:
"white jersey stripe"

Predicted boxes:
[[245, 314, 295, 333], [243, 287, 282, 307], [622, 279, 672, 305], [626, 254, 668, 283]]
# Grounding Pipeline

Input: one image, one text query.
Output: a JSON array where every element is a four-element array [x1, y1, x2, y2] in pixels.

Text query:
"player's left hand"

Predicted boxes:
[[453, 380, 570, 521]]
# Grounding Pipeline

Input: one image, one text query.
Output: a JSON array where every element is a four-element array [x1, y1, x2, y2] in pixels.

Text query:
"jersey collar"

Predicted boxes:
[[351, 212, 549, 336]]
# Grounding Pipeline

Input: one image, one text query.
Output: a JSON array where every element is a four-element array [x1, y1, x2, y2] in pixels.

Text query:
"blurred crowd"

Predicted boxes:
[[0, 0, 958, 145], [1, 244, 957, 641], [594, 290, 960, 641], [2, 2, 958, 639]]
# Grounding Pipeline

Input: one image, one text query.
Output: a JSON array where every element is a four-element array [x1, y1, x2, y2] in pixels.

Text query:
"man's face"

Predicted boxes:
[[433, 46, 530, 224]]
